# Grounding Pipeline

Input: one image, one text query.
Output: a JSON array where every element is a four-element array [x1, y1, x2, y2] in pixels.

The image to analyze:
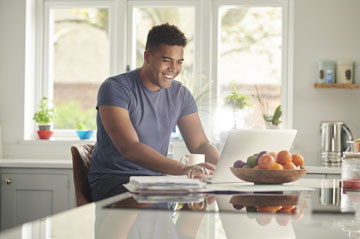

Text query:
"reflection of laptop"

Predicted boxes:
[[210, 129, 297, 184]]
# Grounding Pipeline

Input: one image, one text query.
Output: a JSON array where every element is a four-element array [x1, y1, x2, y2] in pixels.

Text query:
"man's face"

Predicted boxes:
[[144, 44, 184, 91]]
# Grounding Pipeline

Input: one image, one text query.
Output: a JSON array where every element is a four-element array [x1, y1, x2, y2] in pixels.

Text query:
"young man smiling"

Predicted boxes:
[[89, 23, 219, 201]]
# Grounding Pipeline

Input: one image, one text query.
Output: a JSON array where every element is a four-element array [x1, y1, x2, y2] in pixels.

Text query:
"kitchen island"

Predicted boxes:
[[0, 178, 359, 239]]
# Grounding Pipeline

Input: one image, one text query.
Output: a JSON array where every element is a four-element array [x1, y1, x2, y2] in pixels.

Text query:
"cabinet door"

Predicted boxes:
[[326, 174, 341, 179], [1, 173, 69, 230], [303, 173, 326, 179]]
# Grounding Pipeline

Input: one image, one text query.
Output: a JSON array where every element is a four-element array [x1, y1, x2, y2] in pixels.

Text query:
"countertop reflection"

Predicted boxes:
[[1, 179, 360, 239]]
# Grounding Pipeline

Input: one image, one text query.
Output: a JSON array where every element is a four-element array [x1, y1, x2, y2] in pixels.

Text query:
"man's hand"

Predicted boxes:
[[184, 162, 216, 181]]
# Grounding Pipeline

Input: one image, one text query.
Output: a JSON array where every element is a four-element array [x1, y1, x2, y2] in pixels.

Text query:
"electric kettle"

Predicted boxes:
[[320, 121, 353, 165]]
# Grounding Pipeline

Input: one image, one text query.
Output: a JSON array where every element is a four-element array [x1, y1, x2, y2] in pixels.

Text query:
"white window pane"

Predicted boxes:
[[51, 8, 109, 130], [217, 7, 282, 131], [132, 7, 195, 75]]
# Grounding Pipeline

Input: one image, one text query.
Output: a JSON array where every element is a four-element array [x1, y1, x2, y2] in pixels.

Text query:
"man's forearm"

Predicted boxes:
[[121, 141, 188, 175], [196, 142, 219, 165]]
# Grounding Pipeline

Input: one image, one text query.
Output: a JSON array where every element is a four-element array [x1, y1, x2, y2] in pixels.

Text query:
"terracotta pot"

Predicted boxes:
[[37, 130, 53, 140]]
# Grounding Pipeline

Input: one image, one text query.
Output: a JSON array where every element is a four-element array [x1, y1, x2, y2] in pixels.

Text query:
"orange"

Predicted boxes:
[[253, 165, 260, 170], [276, 214, 291, 226], [276, 150, 292, 165], [277, 205, 295, 214], [257, 206, 283, 213], [269, 152, 277, 159], [283, 162, 296, 170], [256, 214, 273, 225], [269, 162, 283, 170], [291, 207, 304, 220], [292, 154, 304, 167], [258, 154, 275, 169]]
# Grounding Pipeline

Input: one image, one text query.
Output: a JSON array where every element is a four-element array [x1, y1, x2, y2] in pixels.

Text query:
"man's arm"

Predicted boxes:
[[99, 105, 190, 175], [178, 113, 219, 165]]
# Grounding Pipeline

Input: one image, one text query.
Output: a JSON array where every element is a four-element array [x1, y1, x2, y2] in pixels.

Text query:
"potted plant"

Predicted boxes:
[[254, 85, 282, 129], [33, 97, 55, 139], [223, 83, 252, 129], [76, 117, 95, 140]]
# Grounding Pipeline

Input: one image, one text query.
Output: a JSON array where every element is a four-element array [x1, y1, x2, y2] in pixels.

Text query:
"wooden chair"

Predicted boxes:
[[71, 144, 95, 206]]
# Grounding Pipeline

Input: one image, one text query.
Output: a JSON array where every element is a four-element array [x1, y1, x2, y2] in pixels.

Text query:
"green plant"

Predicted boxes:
[[263, 105, 282, 126], [33, 97, 55, 125], [76, 121, 87, 130], [223, 82, 252, 128], [223, 83, 252, 112], [254, 85, 282, 126]]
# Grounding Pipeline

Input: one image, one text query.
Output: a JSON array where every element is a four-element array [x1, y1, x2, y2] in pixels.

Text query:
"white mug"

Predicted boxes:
[[180, 154, 205, 166]]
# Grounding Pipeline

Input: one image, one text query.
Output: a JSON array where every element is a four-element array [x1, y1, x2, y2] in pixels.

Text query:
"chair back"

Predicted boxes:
[[71, 144, 94, 206]]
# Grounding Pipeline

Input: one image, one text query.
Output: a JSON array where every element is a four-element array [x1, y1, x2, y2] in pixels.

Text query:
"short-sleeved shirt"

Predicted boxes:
[[88, 69, 198, 187]]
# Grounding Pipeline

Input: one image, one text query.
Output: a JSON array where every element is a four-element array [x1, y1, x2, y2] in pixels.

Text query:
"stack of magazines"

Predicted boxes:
[[123, 175, 205, 194]]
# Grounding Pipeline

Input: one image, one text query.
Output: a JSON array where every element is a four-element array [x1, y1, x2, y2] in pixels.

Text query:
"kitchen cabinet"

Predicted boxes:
[[303, 173, 326, 179], [1, 167, 75, 230]]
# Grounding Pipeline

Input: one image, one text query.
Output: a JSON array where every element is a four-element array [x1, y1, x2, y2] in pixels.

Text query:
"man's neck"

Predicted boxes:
[[138, 66, 160, 92]]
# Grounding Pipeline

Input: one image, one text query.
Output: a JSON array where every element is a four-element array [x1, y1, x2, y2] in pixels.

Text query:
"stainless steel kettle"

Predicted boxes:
[[320, 121, 353, 165]]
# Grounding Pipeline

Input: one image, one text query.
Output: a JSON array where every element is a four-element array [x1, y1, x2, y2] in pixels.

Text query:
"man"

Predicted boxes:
[[89, 23, 219, 201]]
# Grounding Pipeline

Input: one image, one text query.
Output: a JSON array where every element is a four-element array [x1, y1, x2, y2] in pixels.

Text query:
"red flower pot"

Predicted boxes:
[[37, 130, 53, 140]]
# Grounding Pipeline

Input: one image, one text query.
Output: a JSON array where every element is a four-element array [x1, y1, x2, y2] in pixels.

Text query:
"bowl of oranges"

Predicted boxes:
[[230, 150, 307, 184]]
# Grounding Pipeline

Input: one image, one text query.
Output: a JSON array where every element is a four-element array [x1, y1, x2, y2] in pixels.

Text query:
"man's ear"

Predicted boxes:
[[144, 50, 150, 64]]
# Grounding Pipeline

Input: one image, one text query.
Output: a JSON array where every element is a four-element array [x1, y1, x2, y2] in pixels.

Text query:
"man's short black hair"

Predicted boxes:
[[145, 23, 187, 52]]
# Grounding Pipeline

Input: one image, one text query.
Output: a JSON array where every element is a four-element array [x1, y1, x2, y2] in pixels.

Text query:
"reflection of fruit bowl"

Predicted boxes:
[[230, 167, 307, 184], [229, 194, 299, 207]]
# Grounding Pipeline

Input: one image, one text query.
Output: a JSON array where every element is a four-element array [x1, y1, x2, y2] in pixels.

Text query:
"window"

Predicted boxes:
[[130, 7, 195, 74], [33, 0, 290, 141], [51, 8, 109, 130], [127, 3, 200, 107], [214, 1, 288, 134], [39, 2, 114, 139]]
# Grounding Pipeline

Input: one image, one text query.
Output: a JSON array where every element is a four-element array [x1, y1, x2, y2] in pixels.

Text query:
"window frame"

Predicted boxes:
[[126, 0, 201, 76], [36, 0, 117, 139], [126, 0, 213, 139], [212, 0, 291, 135], [31, 0, 292, 141]]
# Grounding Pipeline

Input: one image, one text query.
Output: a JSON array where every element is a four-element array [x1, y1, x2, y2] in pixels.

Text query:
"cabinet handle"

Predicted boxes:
[[5, 178, 12, 184]]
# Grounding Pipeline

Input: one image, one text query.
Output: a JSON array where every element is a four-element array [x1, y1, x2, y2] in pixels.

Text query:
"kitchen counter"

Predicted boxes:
[[305, 165, 341, 174], [0, 159, 342, 174], [0, 178, 359, 239]]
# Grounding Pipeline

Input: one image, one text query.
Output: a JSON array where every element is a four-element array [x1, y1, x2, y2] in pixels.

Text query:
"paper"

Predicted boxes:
[[133, 194, 204, 204], [129, 175, 204, 189], [124, 175, 315, 195]]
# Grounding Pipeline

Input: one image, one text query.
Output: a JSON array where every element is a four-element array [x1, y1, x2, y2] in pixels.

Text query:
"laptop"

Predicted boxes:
[[210, 129, 297, 184]]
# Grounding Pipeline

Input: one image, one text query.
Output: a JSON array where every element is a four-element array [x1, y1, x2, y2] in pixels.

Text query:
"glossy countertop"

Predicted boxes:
[[1, 178, 359, 239], [0, 159, 342, 174]]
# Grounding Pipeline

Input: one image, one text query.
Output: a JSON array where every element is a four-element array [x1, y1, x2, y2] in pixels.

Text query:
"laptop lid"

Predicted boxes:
[[211, 129, 297, 184]]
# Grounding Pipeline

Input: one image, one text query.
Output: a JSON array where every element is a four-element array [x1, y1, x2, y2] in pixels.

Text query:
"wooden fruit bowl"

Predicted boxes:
[[230, 167, 307, 184], [229, 194, 299, 207]]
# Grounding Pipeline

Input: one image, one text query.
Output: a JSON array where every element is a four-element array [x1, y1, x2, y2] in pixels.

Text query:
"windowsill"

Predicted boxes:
[[19, 138, 95, 145]]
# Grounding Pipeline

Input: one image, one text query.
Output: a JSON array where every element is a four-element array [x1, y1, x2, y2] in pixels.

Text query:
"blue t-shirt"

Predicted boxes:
[[88, 69, 198, 187]]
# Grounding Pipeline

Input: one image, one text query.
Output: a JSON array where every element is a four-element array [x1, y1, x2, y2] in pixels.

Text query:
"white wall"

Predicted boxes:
[[292, 0, 360, 165], [0, 0, 360, 163], [0, 0, 26, 144]]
